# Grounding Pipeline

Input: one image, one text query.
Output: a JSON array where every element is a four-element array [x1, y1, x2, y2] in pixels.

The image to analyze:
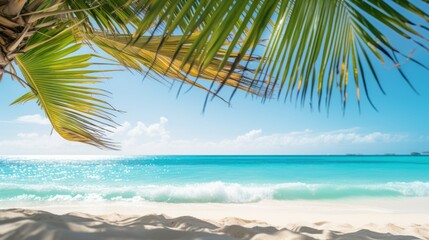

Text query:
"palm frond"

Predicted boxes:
[[14, 26, 118, 149], [130, 0, 428, 110], [64, 0, 144, 34], [10, 91, 37, 105], [87, 33, 261, 96]]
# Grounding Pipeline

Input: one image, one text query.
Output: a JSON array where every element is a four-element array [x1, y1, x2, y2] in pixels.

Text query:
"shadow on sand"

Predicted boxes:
[[0, 209, 423, 240]]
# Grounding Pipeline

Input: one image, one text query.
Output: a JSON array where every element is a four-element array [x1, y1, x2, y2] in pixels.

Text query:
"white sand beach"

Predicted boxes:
[[1, 198, 428, 240]]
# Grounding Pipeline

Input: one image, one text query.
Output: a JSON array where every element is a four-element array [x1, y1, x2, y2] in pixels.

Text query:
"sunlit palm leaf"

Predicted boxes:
[[10, 91, 37, 105], [132, 0, 428, 110], [14, 27, 118, 149], [88, 33, 261, 95], [64, 0, 139, 34]]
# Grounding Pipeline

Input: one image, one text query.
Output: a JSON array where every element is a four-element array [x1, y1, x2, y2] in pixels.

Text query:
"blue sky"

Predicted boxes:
[[1, 8, 428, 155], [1, 56, 428, 155]]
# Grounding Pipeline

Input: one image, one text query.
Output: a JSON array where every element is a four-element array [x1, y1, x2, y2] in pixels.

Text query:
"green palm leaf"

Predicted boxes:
[[13, 26, 118, 149], [87, 33, 259, 95], [64, 0, 139, 34], [131, 0, 428, 109]]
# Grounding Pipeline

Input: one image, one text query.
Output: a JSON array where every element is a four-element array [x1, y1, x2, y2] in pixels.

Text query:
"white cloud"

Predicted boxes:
[[226, 128, 405, 146], [115, 124, 407, 155], [235, 129, 262, 142], [17, 133, 39, 139], [109, 121, 131, 136], [0, 116, 409, 155], [0, 132, 88, 155], [126, 117, 169, 140], [16, 114, 50, 125]]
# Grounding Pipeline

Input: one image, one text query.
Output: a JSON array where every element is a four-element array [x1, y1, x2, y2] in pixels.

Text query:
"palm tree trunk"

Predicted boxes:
[[0, 0, 29, 70], [0, 0, 57, 80], [1, 0, 27, 16], [0, 51, 6, 65]]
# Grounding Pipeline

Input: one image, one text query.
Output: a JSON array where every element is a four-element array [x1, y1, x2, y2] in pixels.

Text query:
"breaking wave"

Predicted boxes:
[[1, 181, 428, 203]]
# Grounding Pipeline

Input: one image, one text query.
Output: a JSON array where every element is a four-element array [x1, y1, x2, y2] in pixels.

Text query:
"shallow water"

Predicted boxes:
[[1, 155, 428, 203]]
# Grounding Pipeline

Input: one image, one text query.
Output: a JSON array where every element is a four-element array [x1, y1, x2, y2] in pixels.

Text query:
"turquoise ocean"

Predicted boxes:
[[0, 155, 428, 204]]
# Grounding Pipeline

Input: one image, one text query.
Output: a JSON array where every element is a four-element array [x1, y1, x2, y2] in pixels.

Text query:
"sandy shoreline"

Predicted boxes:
[[1, 198, 428, 239]]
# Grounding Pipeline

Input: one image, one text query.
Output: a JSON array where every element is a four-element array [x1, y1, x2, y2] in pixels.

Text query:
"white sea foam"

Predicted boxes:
[[1, 181, 429, 203]]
